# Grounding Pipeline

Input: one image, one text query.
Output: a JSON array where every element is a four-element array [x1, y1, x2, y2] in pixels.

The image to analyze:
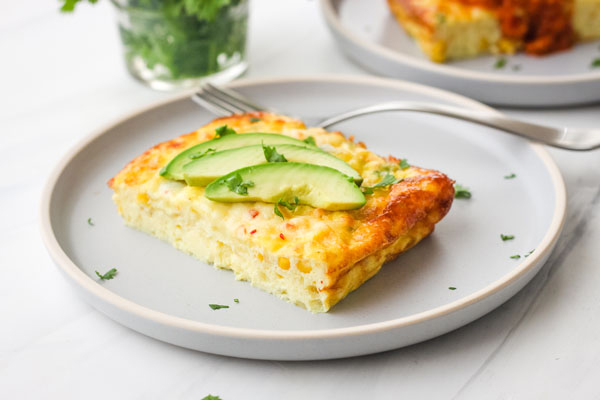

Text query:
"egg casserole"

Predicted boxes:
[[387, 0, 600, 62], [109, 113, 455, 312]]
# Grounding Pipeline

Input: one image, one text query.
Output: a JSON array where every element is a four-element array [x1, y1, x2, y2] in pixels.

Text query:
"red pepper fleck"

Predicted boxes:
[[279, 233, 285, 240], [249, 209, 259, 218], [250, 229, 257, 235]]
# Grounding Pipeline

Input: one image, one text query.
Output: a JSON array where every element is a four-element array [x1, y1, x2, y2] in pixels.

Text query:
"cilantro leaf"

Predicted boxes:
[[362, 173, 403, 194], [202, 396, 223, 400], [87, 217, 94, 226], [249, 117, 261, 123], [60, 0, 98, 12], [215, 125, 236, 138], [233, 298, 239, 303], [189, 148, 216, 160], [449, 287, 456, 290], [501, 234, 515, 241], [208, 304, 229, 310], [504, 173, 516, 179], [224, 173, 254, 195], [274, 197, 299, 219], [399, 158, 410, 170], [510, 254, 521, 260], [95, 268, 117, 280], [303, 136, 316, 146], [592, 58, 600, 68], [454, 184, 472, 199], [524, 249, 535, 258], [262, 143, 288, 163], [494, 57, 507, 69]]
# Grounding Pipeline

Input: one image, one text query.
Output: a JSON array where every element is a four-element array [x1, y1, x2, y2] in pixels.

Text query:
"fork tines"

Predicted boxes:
[[192, 83, 267, 116]]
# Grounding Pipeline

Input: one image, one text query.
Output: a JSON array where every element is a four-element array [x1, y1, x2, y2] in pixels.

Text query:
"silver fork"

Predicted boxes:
[[192, 83, 600, 151]]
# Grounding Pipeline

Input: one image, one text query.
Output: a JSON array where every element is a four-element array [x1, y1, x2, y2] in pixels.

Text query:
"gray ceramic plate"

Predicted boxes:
[[321, 0, 600, 107], [40, 76, 566, 360]]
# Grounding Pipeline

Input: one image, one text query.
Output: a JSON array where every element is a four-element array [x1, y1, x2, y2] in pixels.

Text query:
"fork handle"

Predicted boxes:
[[317, 101, 599, 151]]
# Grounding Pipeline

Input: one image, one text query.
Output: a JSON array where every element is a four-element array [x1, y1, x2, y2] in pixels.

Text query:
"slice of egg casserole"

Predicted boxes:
[[108, 113, 455, 312], [387, 0, 600, 62]]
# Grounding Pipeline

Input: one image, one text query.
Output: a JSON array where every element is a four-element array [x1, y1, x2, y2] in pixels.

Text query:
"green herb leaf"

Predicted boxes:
[[233, 298, 239, 303], [262, 143, 288, 163], [249, 117, 261, 123], [524, 249, 535, 258], [362, 173, 403, 194], [303, 136, 316, 146], [274, 203, 284, 219], [208, 304, 229, 310], [504, 173, 516, 179], [494, 57, 507, 69], [189, 148, 216, 160], [274, 197, 300, 219], [399, 158, 410, 170], [591, 58, 600, 68], [510, 254, 521, 260], [448, 287, 456, 290], [95, 268, 117, 280], [87, 217, 94, 226], [215, 125, 236, 138], [202, 396, 222, 400], [454, 184, 472, 199], [224, 173, 254, 196], [59, 0, 98, 12], [501, 234, 515, 241]]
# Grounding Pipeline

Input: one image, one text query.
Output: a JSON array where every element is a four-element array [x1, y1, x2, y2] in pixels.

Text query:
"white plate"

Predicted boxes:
[[321, 0, 600, 107], [40, 76, 566, 360]]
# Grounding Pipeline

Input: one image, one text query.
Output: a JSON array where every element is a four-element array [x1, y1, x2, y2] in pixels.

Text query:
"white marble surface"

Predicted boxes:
[[1, 0, 599, 398]]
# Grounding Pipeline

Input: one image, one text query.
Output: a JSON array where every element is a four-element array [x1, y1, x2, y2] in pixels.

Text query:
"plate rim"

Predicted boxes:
[[321, 0, 600, 85], [40, 74, 567, 340]]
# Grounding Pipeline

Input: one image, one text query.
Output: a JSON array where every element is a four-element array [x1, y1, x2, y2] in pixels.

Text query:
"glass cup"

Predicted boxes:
[[111, 0, 248, 90]]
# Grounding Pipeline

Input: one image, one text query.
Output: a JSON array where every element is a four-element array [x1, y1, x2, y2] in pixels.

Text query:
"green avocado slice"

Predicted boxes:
[[204, 162, 366, 211], [182, 144, 362, 186], [160, 133, 317, 181]]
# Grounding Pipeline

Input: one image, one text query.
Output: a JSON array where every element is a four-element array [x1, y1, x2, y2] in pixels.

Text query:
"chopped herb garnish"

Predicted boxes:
[[591, 58, 600, 68], [524, 249, 535, 258], [202, 396, 222, 400], [454, 184, 472, 199], [510, 254, 521, 260], [274, 197, 300, 219], [224, 173, 254, 196], [262, 143, 288, 163], [95, 268, 117, 280], [504, 173, 517, 179], [87, 217, 94, 226], [249, 117, 261, 123], [501, 234, 515, 241], [362, 173, 403, 194], [189, 148, 216, 160], [215, 125, 236, 138], [449, 287, 456, 290], [399, 158, 410, 170], [208, 304, 229, 310], [494, 57, 507, 69], [234, 298, 239, 303], [303, 136, 316, 146]]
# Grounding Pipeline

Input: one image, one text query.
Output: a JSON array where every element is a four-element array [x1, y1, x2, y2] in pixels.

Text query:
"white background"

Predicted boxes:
[[1, 0, 600, 398]]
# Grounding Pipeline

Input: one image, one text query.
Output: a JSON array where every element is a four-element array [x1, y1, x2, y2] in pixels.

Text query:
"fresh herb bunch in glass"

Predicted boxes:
[[62, 0, 248, 90]]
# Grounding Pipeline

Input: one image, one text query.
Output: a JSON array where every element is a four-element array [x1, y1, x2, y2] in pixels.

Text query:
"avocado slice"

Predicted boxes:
[[205, 162, 366, 211], [160, 133, 317, 181], [182, 144, 362, 186]]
